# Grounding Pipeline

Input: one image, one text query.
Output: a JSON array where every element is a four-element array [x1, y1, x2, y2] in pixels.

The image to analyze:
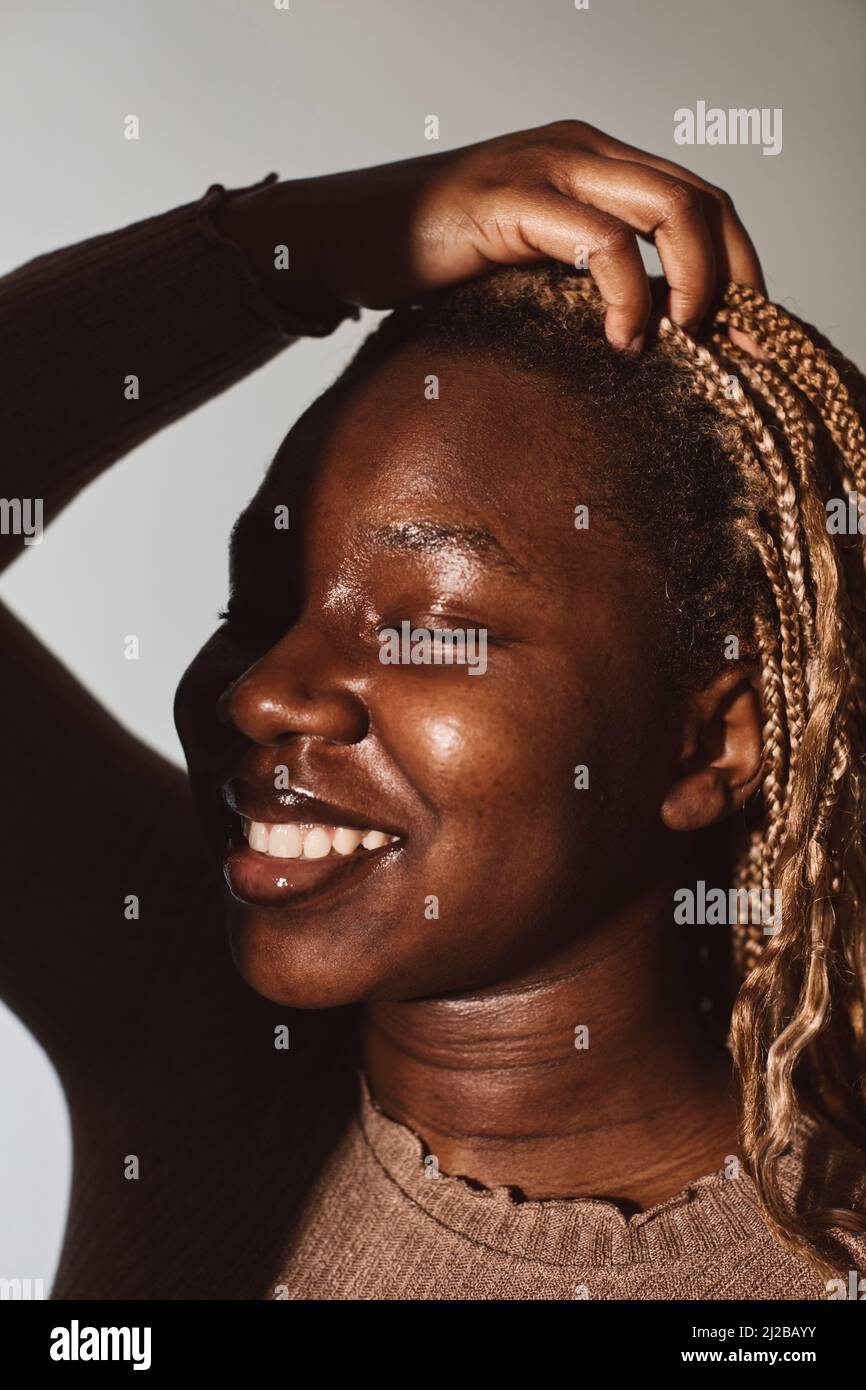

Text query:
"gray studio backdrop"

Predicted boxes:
[[2, 0, 864, 1289]]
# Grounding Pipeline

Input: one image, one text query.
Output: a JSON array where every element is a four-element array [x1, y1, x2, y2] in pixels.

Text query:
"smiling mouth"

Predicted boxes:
[[242, 818, 399, 859], [223, 816, 403, 909]]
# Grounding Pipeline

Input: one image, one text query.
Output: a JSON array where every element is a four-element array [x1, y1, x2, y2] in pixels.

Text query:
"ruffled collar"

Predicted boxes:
[[353, 1068, 770, 1267]]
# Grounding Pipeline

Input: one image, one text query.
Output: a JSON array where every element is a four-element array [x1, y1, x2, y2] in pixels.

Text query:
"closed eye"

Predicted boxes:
[[376, 616, 483, 635], [375, 617, 516, 648]]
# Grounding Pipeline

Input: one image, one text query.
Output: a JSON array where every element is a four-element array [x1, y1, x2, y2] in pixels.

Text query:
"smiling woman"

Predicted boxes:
[[2, 121, 866, 1303]]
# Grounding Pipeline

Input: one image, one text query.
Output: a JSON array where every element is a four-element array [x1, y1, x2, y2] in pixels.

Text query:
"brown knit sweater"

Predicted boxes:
[[1, 178, 864, 1301]]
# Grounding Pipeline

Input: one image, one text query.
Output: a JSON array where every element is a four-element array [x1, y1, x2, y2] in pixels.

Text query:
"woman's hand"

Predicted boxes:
[[219, 120, 765, 354]]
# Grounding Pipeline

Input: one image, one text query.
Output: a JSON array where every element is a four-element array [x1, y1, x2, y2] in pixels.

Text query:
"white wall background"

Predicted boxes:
[[1, 0, 864, 1292]]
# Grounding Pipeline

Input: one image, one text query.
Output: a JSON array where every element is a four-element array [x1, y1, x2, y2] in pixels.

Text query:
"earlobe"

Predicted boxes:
[[661, 768, 731, 831], [660, 668, 764, 833]]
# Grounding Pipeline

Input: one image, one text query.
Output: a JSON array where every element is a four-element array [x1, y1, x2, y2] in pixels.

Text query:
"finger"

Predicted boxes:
[[549, 151, 718, 330], [558, 124, 768, 359], [568, 122, 766, 294], [500, 190, 652, 350]]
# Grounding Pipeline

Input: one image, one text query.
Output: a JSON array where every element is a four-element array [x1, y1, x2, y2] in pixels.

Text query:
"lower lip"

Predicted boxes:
[[223, 831, 399, 909]]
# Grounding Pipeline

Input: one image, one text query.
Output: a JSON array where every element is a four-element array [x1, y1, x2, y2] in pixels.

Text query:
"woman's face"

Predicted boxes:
[[175, 346, 684, 1007]]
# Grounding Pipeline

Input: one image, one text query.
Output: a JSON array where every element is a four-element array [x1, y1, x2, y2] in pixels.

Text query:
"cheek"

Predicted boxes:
[[372, 670, 604, 843]]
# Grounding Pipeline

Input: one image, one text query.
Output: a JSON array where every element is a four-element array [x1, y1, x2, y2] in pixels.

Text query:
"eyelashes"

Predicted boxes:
[[378, 616, 481, 633], [218, 600, 485, 629], [375, 618, 511, 656], [218, 601, 508, 649], [216, 601, 288, 639]]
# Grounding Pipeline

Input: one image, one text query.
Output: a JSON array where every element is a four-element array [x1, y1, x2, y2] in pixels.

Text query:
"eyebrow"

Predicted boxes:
[[366, 520, 529, 579]]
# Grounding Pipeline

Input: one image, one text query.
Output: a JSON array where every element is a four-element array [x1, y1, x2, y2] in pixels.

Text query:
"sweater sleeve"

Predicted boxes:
[[0, 177, 359, 1074], [0, 171, 359, 571]]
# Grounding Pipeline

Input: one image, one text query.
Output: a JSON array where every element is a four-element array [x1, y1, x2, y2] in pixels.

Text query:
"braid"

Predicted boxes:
[[669, 284, 866, 1274], [719, 287, 866, 511], [657, 321, 810, 762], [738, 608, 788, 970], [719, 341, 866, 814]]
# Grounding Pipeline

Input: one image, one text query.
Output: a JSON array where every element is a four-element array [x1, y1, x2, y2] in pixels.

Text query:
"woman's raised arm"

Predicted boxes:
[[0, 172, 360, 577], [0, 122, 764, 1072]]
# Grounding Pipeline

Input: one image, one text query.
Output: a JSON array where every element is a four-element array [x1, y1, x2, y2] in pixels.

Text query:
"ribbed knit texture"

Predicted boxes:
[[270, 1070, 866, 1300], [1, 180, 863, 1300]]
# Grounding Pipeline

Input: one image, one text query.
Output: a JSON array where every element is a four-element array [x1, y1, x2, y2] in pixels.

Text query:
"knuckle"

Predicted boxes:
[[590, 221, 635, 261], [509, 141, 558, 176], [537, 118, 589, 141], [697, 180, 737, 217], [507, 122, 593, 180], [660, 178, 702, 220]]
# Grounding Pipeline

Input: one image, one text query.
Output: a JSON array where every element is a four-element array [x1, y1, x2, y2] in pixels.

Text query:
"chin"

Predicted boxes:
[[226, 927, 354, 1010], [225, 908, 388, 1009]]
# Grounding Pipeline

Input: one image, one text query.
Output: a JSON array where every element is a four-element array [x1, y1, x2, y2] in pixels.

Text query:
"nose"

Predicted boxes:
[[217, 625, 369, 748]]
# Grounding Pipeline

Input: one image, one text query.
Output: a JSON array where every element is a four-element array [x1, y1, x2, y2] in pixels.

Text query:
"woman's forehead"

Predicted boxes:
[[237, 379, 653, 631], [261, 345, 611, 540]]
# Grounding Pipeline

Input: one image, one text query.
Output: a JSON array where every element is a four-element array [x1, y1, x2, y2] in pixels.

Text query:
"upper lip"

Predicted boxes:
[[221, 782, 407, 838]]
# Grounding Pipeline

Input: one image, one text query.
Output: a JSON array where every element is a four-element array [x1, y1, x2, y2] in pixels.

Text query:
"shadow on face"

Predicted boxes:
[[174, 344, 689, 1008]]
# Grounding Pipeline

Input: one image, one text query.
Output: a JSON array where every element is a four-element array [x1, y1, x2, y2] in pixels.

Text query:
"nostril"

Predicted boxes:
[[214, 646, 370, 747]]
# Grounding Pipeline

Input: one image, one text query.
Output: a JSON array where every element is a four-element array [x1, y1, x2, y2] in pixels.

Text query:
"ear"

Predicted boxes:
[[660, 664, 764, 832]]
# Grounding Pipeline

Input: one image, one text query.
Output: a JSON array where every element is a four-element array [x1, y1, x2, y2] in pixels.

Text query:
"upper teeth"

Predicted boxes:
[[243, 819, 398, 859]]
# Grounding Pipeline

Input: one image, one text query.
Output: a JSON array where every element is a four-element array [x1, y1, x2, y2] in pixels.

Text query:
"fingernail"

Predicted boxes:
[[728, 327, 770, 363], [625, 333, 644, 355]]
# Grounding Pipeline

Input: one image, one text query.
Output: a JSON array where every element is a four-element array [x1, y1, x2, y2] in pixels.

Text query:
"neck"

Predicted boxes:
[[361, 902, 740, 1211]]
